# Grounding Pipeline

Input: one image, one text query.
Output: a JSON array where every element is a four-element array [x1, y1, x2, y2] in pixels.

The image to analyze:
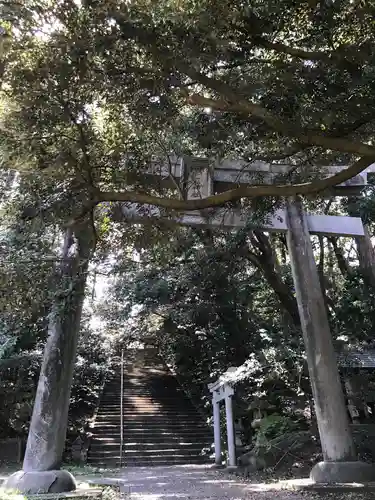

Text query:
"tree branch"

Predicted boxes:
[[250, 35, 338, 64], [246, 144, 308, 162], [94, 156, 373, 211], [187, 94, 375, 157], [244, 234, 300, 325], [115, 17, 375, 157]]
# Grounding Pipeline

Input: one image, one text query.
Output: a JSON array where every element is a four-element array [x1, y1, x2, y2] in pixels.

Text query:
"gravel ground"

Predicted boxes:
[[1, 464, 374, 499], [113, 465, 315, 500]]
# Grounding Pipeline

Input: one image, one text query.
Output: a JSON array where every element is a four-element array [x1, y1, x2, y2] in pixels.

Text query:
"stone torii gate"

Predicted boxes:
[[5, 157, 375, 493]]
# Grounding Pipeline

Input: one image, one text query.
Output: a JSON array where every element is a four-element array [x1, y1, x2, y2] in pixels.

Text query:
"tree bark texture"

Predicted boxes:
[[356, 226, 375, 287]]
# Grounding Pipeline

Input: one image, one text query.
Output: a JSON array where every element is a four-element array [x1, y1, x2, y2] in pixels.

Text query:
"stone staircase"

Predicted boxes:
[[87, 348, 213, 467]]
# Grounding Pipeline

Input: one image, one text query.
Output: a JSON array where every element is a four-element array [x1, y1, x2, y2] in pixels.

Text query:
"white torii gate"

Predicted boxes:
[[117, 156, 375, 483], [208, 367, 238, 468]]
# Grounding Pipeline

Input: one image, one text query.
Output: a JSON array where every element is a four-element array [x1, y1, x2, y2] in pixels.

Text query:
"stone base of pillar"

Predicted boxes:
[[225, 465, 238, 472], [310, 461, 375, 484], [3, 470, 76, 494], [211, 463, 225, 469]]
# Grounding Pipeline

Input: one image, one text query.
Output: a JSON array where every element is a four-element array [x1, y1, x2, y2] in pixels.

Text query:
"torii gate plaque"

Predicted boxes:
[[118, 157, 375, 483]]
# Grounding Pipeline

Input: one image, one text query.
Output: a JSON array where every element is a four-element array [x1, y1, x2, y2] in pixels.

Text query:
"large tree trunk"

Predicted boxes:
[[23, 220, 94, 472], [328, 237, 353, 279], [356, 226, 375, 287], [248, 231, 300, 326]]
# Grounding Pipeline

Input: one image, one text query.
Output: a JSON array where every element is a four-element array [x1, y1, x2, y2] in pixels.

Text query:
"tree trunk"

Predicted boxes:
[[328, 237, 353, 279], [248, 231, 300, 326], [356, 226, 375, 287], [23, 221, 94, 472]]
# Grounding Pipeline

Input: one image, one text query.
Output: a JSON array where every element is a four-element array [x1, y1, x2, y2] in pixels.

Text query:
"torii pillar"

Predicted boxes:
[[285, 198, 374, 483]]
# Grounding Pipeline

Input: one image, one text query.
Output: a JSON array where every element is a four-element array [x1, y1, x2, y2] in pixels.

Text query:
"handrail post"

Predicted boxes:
[[120, 349, 124, 467]]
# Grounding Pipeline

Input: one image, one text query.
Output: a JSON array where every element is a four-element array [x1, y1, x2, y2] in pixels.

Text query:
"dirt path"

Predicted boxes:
[[1, 464, 369, 499], [115, 465, 307, 500]]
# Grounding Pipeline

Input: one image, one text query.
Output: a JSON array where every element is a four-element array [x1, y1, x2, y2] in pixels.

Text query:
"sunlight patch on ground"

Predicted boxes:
[[131, 495, 187, 500], [201, 479, 238, 485], [0, 489, 25, 500], [127, 395, 161, 413]]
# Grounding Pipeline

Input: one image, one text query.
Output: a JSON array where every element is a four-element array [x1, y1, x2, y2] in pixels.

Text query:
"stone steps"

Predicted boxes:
[[98, 402, 196, 407], [91, 429, 211, 436], [90, 441, 211, 449], [96, 410, 200, 416], [95, 418, 207, 426], [90, 447, 206, 457], [93, 426, 209, 433], [96, 411, 201, 416], [96, 412, 200, 417], [87, 456, 210, 467], [99, 400, 196, 405], [87, 348, 212, 466]]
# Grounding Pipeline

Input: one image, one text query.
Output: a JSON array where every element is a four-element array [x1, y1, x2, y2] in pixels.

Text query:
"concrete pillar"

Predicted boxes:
[[213, 399, 222, 465], [285, 198, 374, 483], [4, 222, 94, 494], [224, 389, 236, 468]]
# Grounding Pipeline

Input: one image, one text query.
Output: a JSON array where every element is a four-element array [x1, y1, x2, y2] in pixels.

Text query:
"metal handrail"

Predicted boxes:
[[119, 349, 124, 467]]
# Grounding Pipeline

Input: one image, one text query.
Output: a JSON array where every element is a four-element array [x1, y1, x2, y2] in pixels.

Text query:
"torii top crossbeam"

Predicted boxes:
[[117, 156, 375, 238], [144, 156, 375, 195]]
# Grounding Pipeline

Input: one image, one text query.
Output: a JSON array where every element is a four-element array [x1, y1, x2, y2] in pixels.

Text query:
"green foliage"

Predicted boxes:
[[1, 0, 375, 224], [255, 415, 299, 447], [0, 221, 57, 354], [0, 352, 40, 437], [67, 325, 114, 442], [334, 274, 375, 344], [100, 226, 309, 425], [0, 323, 113, 440], [100, 212, 375, 446]]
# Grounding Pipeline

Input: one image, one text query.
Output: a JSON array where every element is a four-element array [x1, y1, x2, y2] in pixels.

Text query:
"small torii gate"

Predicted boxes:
[[208, 367, 238, 468], [117, 157, 375, 482]]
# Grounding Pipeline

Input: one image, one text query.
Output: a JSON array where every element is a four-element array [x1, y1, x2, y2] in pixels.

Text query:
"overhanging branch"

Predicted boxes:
[[94, 156, 373, 211], [112, 17, 375, 158], [251, 36, 336, 64], [187, 94, 375, 157]]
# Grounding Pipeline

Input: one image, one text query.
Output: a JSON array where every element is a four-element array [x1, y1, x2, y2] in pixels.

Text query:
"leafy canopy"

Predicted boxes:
[[1, 0, 375, 222]]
